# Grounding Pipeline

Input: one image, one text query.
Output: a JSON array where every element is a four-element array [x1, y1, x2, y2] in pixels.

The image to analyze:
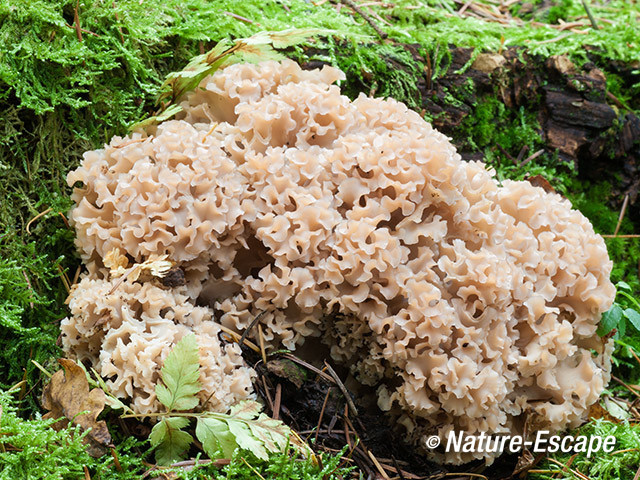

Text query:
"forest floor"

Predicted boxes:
[[1, 0, 640, 479]]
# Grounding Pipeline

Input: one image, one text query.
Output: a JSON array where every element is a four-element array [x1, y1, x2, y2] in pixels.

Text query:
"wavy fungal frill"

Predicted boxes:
[[63, 59, 615, 464]]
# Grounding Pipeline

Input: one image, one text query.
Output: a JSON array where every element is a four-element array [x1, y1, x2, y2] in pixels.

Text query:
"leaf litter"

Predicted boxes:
[[41, 358, 112, 457]]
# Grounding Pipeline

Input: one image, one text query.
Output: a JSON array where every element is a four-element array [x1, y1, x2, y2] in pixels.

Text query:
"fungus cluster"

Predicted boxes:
[[63, 59, 615, 464]]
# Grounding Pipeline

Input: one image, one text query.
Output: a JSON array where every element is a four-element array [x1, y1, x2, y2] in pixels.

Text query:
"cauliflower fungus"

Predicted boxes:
[[63, 59, 615, 464]]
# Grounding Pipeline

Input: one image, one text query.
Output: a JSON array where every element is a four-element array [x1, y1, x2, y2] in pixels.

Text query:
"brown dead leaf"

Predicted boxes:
[[42, 358, 111, 457], [588, 400, 618, 422], [512, 447, 537, 476], [525, 174, 557, 195]]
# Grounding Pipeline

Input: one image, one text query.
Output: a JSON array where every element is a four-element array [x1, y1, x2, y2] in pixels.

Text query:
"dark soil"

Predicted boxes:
[[243, 345, 528, 480]]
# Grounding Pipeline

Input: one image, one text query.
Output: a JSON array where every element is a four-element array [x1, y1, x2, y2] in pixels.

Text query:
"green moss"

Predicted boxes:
[[531, 420, 640, 480], [385, 0, 640, 66], [317, 38, 423, 108], [606, 72, 638, 112], [546, 0, 573, 24], [0, 387, 351, 480], [567, 181, 640, 289], [0, 387, 146, 479]]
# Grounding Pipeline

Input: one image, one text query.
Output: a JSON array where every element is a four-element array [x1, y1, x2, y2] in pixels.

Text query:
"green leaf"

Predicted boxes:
[[617, 281, 633, 292], [249, 413, 290, 451], [603, 397, 631, 420], [229, 400, 263, 420], [624, 308, 640, 331], [156, 334, 201, 412], [618, 317, 627, 337], [130, 104, 184, 131], [597, 304, 623, 336], [227, 418, 269, 460], [153, 29, 332, 111], [195, 417, 238, 459], [245, 28, 334, 49], [150, 417, 192, 465]]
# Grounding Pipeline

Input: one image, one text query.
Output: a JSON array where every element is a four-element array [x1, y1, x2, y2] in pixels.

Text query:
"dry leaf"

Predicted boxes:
[[142, 254, 173, 278], [42, 358, 112, 457], [104, 248, 129, 277], [525, 174, 557, 194], [588, 400, 618, 422]]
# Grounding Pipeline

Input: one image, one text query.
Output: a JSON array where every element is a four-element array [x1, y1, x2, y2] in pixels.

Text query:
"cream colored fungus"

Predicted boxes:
[[63, 59, 615, 463]]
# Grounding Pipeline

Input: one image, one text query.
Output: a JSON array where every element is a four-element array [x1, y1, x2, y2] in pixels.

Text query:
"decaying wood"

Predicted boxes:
[[369, 43, 640, 219]]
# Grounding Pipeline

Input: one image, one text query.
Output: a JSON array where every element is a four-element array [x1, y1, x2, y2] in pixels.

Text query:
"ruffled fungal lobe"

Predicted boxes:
[[65, 59, 615, 463]]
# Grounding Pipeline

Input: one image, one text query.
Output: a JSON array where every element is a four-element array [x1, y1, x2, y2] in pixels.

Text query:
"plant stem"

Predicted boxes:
[[581, 0, 599, 30]]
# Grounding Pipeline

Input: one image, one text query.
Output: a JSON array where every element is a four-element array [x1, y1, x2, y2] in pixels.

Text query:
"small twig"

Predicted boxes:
[[581, 0, 599, 29], [301, 428, 347, 435], [535, 33, 572, 45], [112, 2, 125, 44], [110, 448, 123, 472], [170, 458, 229, 468], [628, 346, 640, 367], [112, 137, 148, 149], [569, 28, 589, 34], [202, 122, 220, 142], [558, 21, 586, 31], [547, 458, 590, 480], [273, 383, 282, 421], [72, 265, 82, 287], [218, 324, 260, 353], [30, 360, 52, 379], [516, 145, 529, 165], [65, 24, 99, 37], [56, 265, 71, 293], [602, 234, 640, 238], [340, 0, 388, 38], [83, 465, 91, 480], [58, 212, 71, 229], [496, 144, 516, 164], [611, 448, 640, 455], [633, 463, 640, 480], [281, 353, 335, 383], [612, 375, 640, 399], [240, 457, 266, 480], [367, 450, 391, 480], [458, 0, 473, 15], [261, 376, 274, 413], [314, 387, 333, 443], [223, 12, 260, 25], [360, 1, 395, 6], [365, 6, 392, 26], [324, 361, 359, 416], [26, 207, 52, 234], [74, 0, 83, 42], [614, 194, 630, 237], [257, 324, 267, 364], [369, 81, 378, 97], [607, 91, 632, 111], [343, 404, 352, 448], [391, 456, 406, 480], [107, 264, 143, 295], [21, 271, 34, 309], [519, 148, 544, 167], [240, 311, 267, 347], [441, 473, 488, 480], [200, 388, 218, 412]]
